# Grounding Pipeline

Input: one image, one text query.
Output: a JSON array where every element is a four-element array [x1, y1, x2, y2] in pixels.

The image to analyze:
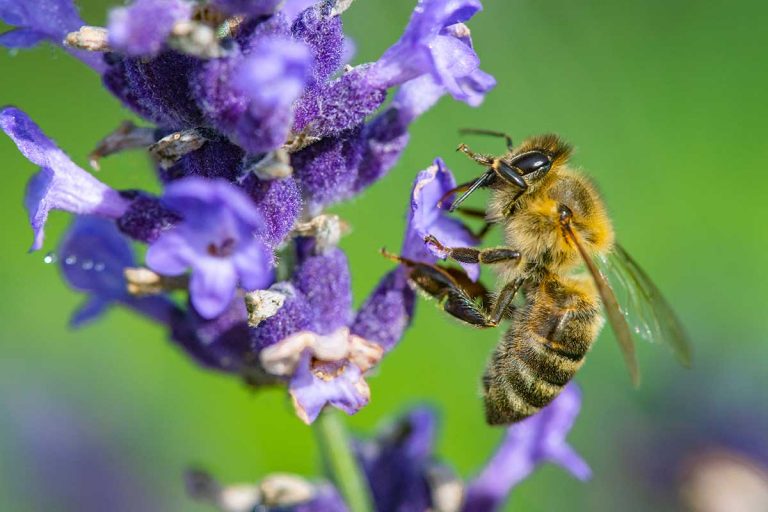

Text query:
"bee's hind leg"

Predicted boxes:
[[380, 249, 498, 328]]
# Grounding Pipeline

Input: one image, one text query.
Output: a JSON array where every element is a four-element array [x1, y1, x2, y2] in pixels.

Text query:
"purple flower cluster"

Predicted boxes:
[[188, 385, 590, 511], [1, 1, 599, 509], [1, 0, 494, 423]]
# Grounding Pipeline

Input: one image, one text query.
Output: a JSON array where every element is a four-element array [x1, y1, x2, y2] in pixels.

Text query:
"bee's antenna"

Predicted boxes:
[[446, 171, 494, 212], [458, 128, 514, 151]]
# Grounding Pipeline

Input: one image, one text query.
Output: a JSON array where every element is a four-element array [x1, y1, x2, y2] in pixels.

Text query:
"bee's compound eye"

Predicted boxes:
[[512, 151, 551, 175]]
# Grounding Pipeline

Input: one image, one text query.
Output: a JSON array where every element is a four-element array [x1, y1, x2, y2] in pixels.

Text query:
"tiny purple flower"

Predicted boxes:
[[108, 0, 192, 57], [58, 216, 178, 327], [0, 107, 131, 251], [0, 0, 105, 71], [261, 327, 384, 424], [146, 177, 273, 319], [258, 247, 414, 423], [404, 158, 479, 280], [370, 0, 495, 106], [463, 384, 592, 512]]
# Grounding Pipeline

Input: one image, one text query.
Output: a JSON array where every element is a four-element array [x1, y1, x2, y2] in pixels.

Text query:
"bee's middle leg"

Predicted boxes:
[[424, 235, 520, 266]]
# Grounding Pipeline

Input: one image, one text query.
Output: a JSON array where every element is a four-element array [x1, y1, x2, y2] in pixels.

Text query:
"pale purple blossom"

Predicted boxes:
[[463, 385, 592, 512], [146, 178, 273, 319], [370, 0, 495, 105], [0, 0, 105, 71], [58, 216, 178, 327], [404, 158, 479, 280], [258, 246, 413, 423], [108, 0, 192, 57], [0, 107, 130, 251]]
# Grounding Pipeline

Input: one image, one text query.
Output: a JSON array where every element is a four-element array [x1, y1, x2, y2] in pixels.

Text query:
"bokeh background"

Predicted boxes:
[[1, 0, 767, 510]]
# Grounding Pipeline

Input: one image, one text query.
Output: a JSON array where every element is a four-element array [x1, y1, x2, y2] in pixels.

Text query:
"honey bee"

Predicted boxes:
[[384, 130, 692, 425]]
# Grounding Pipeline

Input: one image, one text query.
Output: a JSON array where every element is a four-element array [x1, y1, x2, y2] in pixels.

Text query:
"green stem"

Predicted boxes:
[[314, 409, 374, 512]]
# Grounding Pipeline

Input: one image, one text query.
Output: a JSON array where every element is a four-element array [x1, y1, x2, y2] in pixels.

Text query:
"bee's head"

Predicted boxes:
[[501, 150, 553, 184], [505, 134, 572, 184]]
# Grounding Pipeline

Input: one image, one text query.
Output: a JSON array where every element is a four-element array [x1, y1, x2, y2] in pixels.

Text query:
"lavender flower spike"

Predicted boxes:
[[404, 158, 479, 280], [146, 177, 273, 319], [462, 384, 591, 512], [370, 0, 495, 106], [108, 0, 192, 57], [0, 0, 105, 71], [0, 107, 131, 251]]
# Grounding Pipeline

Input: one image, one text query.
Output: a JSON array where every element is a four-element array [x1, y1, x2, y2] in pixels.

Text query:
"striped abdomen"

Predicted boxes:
[[483, 274, 604, 425]]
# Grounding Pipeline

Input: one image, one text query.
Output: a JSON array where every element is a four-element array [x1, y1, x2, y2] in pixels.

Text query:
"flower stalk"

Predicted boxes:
[[314, 409, 374, 512]]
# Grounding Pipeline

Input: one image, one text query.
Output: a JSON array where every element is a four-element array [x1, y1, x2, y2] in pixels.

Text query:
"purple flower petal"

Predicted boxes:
[[0, 0, 106, 71], [290, 353, 369, 424], [146, 178, 273, 319], [369, 0, 494, 106], [232, 238, 273, 291], [70, 296, 112, 328], [188, 258, 239, 322], [145, 230, 194, 275], [0, 27, 44, 47], [59, 216, 134, 297], [1, 107, 131, 250], [462, 385, 591, 512], [59, 215, 179, 327], [351, 268, 415, 352], [108, 0, 192, 57], [403, 158, 478, 279]]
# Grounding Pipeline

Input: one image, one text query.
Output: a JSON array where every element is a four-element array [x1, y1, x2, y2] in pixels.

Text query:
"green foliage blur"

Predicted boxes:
[[1, 1, 766, 510]]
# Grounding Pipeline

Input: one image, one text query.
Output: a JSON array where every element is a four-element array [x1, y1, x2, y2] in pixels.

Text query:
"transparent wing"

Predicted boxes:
[[596, 244, 693, 367], [562, 224, 640, 386]]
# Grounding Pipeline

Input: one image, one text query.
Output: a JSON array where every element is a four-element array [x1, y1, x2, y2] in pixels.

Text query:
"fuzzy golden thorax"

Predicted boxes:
[[489, 137, 614, 278]]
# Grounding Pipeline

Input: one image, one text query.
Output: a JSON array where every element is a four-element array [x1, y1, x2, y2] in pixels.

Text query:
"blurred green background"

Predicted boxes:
[[1, 0, 767, 510]]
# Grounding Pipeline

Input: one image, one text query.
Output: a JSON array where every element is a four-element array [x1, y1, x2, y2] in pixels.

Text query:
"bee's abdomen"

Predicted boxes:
[[483, 278, 602, 425]]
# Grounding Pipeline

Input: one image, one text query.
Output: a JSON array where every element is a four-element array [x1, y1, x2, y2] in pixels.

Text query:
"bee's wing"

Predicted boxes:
[[562, 224, 641, 387], [596, 244, 693, 368]]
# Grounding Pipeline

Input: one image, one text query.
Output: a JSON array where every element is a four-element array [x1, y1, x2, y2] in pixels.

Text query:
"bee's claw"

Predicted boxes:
[[423, 234, 446, 252]]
